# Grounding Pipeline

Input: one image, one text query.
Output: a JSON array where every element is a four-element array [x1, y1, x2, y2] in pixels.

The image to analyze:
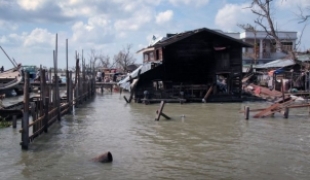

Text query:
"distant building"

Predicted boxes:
[[224, 30, 298, 65]]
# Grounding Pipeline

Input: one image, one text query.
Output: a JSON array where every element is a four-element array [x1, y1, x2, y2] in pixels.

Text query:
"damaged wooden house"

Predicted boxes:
[[118, 28, 252, 103], [242, 54, 310, 101]]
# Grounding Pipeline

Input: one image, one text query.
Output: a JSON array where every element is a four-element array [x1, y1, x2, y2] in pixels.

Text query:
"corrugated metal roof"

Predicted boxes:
[[297, 54, 310, 62], [117, 62, 162, 91], [153, 28, 252, 48], [254, 59, 295, 69]]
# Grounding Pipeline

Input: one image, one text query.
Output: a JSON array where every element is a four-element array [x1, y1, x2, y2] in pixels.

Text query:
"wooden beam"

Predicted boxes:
[[155, 101, 166, 121]]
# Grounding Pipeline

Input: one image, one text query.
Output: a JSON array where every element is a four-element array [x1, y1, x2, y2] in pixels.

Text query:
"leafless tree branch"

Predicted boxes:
[[248, 0, 282, 52], [114, 44, 136, 72]]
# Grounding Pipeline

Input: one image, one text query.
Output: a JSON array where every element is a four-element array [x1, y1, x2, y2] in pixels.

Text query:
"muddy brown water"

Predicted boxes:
[[1, 92, 310, 180]]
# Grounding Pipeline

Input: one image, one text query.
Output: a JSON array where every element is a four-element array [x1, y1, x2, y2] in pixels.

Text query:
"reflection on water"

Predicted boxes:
[[1, 92, 310, 180]]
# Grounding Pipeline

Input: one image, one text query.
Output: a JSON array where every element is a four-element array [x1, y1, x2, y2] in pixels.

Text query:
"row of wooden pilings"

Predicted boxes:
[[20, 68, 96, 150]]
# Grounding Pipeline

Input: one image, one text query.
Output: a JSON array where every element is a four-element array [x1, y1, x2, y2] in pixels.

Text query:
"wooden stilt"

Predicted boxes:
[[245, 106, 250, 120], [284, 107, 289, 119], [68, 71, 73, 114], [31, 103, 37, 134], [21, 72, 30, 150], [44, 97, 49, 133], [12, 115, 17, 128]]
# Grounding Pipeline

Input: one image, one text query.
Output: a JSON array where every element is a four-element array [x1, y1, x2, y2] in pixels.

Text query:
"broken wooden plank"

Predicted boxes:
[[254, 98, 296, 118], [260, 99, 297, 118], [253, 102, 282, 118]]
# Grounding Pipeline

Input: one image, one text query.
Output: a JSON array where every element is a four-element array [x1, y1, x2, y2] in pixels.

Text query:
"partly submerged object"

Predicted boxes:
[[0, 65, 23, 95]]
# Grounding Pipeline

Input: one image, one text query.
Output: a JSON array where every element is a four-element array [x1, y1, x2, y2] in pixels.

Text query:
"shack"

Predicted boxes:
[[119, 28, 252, 103]]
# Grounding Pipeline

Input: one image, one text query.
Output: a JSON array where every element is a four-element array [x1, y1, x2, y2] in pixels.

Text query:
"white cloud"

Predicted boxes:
[[23, 28, 54, 47], [59, 1, 96, 17], [114, 8, 153, 32], [72, 15, 114, 44], [169, 0, 210, 7], [17, 0, 47, 10], [215, 3, 254, 31], [0, 29, 54, 50], [156, 10, 174, 24]]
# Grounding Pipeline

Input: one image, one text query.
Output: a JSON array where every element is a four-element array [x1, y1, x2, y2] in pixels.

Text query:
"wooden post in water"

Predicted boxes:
[[281, 78, 286, 100], [21, 72, 30, 150], [31, 102, 37, 135], [12, 115, 17, 128], [53, 50, 61, 121], [66, 70, 70, 104], [48, 69, 52, 104], [69, 71, 73, 113], [155, 101, 170, 121], [44, 97, 49, 133], [245, 106, 250, 120], [39, 67, 45, 131], [87, 78, 90, 99], [284, 107, 289, 119], [82, 52, 86, 102]]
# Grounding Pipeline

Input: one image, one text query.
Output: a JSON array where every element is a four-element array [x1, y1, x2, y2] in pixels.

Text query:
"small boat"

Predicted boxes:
[[0, 64, 23, 96], [0, 46, 23, 96]]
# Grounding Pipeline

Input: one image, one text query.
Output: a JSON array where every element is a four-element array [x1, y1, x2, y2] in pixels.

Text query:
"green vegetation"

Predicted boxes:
[[0, 116, 10, 128]]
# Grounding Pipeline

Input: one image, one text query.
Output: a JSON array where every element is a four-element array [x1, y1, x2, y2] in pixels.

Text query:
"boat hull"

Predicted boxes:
[[0, 65, 23, 96]]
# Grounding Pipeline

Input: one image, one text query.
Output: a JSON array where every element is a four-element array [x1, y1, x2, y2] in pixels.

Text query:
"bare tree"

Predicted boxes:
[[297, 5, 310, 23], [89, 49, 114, 69], [114, 44, 136, 72], [248, 0, 283, 52], [98, 54, 114, 68]]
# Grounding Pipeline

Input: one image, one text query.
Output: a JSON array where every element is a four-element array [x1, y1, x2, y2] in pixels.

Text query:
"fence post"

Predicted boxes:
[[21, 72, 30, 150], [56, 75, 61, 121], [44, 97, 49, 133], [31, 102, 37, 135]]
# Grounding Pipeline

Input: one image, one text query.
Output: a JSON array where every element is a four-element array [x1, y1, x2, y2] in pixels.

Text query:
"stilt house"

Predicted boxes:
[[122, 28, 252, 103]]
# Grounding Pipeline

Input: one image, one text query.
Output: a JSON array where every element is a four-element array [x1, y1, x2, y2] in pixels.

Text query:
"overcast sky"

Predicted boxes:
[[0, 0, 309, 69]]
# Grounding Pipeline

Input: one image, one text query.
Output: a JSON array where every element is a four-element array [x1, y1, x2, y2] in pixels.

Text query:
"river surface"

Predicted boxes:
[[1, 92, 310, 180]]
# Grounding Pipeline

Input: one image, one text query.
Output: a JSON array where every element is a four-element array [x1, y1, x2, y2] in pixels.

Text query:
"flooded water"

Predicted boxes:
[[1, 92, 310, 180]]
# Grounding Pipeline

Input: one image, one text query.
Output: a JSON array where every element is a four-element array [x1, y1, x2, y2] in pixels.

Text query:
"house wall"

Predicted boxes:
[[162, 35, 215, 84], [161, 32, 243, 96], [243, 39, 294, 60], [143, 48, 163, 63]]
